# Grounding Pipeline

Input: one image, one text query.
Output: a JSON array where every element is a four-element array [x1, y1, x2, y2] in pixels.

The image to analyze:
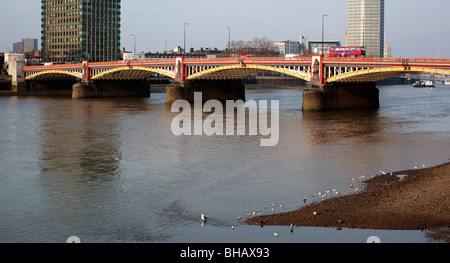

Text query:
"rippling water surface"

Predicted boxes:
[[0, 85, 449, 243]]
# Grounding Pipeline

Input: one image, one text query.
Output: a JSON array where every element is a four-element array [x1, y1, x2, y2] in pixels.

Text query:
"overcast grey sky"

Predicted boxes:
[[1, 0, 450, 58]]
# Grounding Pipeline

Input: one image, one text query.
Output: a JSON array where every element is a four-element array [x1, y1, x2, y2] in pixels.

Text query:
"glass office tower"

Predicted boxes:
[[346, 0, 384, 57], [41, 0, 121, 62]]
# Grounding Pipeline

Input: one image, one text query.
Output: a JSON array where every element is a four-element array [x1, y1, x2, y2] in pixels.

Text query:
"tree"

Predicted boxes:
[[228, 37, 277, 57]]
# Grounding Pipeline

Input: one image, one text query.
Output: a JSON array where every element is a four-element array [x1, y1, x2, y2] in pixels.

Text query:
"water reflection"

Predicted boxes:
[[302, 109, 381, 146], [38, 100, 122, 180]]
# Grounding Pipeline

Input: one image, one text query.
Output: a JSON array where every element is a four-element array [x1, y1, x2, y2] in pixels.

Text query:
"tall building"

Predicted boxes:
[[12, 38, 38, 53], [346, 0, 385, 57], [41, 0, 121, 62], [13, 42, 24, 53], [23, 38, 38, 53]]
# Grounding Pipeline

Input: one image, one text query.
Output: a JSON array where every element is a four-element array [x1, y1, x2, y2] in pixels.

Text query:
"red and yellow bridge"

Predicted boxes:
[[23, 56, 450, 83], [22, 56, 450, 111]]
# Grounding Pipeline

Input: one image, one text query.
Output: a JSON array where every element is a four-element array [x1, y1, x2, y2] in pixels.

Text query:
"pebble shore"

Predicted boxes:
[[245, 162, 450, 237]]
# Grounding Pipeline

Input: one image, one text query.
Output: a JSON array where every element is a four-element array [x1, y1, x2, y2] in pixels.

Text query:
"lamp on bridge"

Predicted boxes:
[[131, 34, 136, 55], [226, 26, 231, 57], [322, 14, 328, 57], [184, 23, 189, 56]]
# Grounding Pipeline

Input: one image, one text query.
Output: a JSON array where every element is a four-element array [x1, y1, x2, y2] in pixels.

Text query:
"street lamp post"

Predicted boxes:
[[226, 26, 231, 57], [131, 34, 136, 55], [322, 14, 328, 56], [184, 23, 189, 55]]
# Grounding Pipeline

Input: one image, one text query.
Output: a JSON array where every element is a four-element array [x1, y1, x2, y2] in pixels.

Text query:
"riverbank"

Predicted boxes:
[[245, 162, 450, 234]]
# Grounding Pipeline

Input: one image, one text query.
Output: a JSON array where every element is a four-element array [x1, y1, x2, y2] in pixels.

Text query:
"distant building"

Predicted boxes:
[[13, 42, 24, 53], [123, 52, 146, 60], [346, 0, 385, 57], [308, 41, 341, 56], [299, 35, 309, 54], [23, 38, 38, 53], [13, 38, 38, 53], [173, 46, 183, 54], [384, 43, 391, 58], [273, 41, 300, 56]]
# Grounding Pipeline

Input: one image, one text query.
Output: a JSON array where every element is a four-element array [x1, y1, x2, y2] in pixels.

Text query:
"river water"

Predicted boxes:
[[0, 84, 449, 243]]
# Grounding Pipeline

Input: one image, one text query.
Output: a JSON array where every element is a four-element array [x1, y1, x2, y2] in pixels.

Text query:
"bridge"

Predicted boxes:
[[21, 56, 450, 111]]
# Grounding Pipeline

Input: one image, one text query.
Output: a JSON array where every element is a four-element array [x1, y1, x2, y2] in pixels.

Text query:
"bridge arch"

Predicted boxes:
[[327, 66, 450, 83], [91, 66, 175, 80], [187, 64, 311, 82], [26, 70, 82, 80]]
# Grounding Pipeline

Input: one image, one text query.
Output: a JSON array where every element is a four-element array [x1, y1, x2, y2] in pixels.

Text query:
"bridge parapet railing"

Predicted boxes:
[[88, 59, 176, 66], [23, 62, 83, 71], [184, 57, 312, 63]]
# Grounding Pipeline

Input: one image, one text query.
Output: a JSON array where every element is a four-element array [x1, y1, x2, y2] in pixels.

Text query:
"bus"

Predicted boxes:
[[329, 46, 366, 57]]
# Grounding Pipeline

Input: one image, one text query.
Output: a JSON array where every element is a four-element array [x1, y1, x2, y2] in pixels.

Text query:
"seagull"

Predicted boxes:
[[237, 216, 241, 222], [274, 232, 279, 237], [201, 214, 207, 222], [313, 211, 317, 216], [290, 224, 294, 232], [231, 226, 234, 231]]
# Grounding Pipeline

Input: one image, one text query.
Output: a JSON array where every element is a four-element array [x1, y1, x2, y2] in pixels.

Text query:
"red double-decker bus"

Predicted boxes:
[[329, 46, 366, 57]]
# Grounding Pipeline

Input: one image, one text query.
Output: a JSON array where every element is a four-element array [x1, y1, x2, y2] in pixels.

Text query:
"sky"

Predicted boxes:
[[1, 0, 450, 58]]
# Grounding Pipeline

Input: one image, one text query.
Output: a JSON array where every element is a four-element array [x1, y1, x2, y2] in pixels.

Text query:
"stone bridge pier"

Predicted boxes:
[[165, 80, 245, 103], [72, 80, 150, 99], [302, 83, 380, 111]]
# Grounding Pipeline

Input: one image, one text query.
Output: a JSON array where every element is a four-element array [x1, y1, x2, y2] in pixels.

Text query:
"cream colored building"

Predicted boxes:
[[346, 0, 385, 57]]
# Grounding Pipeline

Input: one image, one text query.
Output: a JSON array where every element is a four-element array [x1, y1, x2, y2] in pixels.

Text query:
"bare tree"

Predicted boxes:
[[228, 37, 277, 57]]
